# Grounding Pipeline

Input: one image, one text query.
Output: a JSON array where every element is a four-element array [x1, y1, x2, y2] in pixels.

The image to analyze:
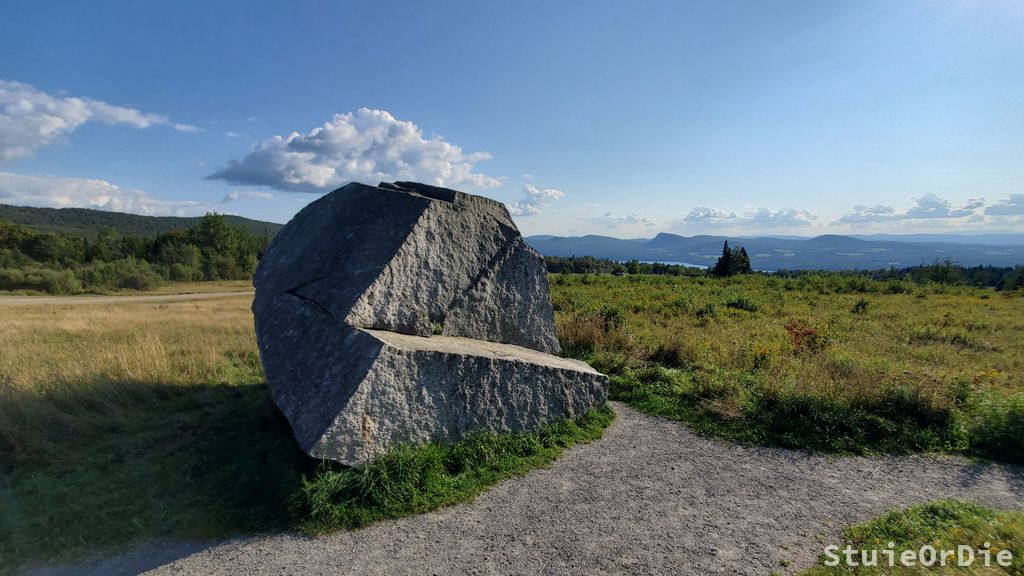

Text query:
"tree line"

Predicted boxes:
[[772, 260, 1024, 291], [544, 255, 704, 276], [3, 222, 1022, 295], [546, 243, 1024, 291], [0, 214, 270, 294]]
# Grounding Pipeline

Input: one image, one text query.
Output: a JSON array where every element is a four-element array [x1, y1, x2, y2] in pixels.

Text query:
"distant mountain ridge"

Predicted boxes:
[[4, 203, 1020, 270], [0, 204, 283, 238], [526, 232, 1024, 270]]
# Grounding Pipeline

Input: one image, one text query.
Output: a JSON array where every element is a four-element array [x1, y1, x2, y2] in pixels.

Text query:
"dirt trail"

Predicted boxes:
[[40, 402, 1020, 576], [0, 291, 252, 306]]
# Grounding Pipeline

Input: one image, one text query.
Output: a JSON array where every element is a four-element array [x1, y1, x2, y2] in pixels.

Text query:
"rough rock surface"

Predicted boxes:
[[253, 181, 608, 465]]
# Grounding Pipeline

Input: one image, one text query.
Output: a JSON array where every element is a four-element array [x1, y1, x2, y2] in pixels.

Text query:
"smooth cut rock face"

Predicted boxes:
[[253, 181, 608, 465]]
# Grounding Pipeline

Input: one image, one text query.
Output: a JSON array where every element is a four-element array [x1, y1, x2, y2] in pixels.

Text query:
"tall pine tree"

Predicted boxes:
[[712, 241, 733, 277], [711, 241, 752, 276]]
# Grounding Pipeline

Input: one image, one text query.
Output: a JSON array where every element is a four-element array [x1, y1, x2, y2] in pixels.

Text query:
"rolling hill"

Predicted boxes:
[[4, 203, 1021, 271], [527, 232, 1024, 270], [0, 204, 284, 238]]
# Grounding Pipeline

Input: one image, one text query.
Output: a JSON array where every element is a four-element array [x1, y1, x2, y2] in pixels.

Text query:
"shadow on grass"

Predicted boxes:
[[605, 366, 1023, 465], [0, 379, 317, 570]]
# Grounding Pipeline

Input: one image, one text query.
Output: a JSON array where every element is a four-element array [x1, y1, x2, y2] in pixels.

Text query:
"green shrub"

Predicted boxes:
[[850, 298, 869, 315], [77, 258, 163, 291], [749, 385, 966, 454], [695, 303, 718, 322], [969, 394, 1024, 464], [599, 304, 625, 331], [168, 262, 201, 282], [610, 365, 968, 456], [0, 268, 26, 290], [649, 340, 691, 368], [723, 293, 760, 312], [2, 267, 83, 294]]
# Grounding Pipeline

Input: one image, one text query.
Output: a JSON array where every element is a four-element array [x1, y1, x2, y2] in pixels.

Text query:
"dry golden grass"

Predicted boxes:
[[140, 279, 253, 295], [0, 294, 299, 570], [0, 291, 614, 570], [0, 294, 259, 391]]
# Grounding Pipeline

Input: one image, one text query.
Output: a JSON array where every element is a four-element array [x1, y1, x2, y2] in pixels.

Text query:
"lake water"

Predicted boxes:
[[634, 260, 709, 268]]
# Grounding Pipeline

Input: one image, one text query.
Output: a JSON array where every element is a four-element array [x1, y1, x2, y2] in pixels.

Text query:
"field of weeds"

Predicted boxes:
[[552, 273, 1024, 462]]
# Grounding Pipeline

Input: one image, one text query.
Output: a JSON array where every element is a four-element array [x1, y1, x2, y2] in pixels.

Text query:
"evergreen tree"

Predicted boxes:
[[711, 241, 753, 277], [712, 241, 733, 277], [736, 247, 752, 274]]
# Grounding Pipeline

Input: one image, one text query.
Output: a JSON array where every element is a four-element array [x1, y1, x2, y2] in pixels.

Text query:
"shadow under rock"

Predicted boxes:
[[1, 378, 317, 574]]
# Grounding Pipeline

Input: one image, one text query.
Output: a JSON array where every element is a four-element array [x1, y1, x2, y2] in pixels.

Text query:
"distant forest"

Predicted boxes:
[[544, 256, 704, 276], [2, 210, 1024, 294], [0, 215, 269, 293], [544, 255, 1024, 291], [0, 203, 282, 238]]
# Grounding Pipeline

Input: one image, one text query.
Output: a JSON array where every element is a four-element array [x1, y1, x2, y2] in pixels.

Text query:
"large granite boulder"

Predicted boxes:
[[253, 181, 608, 466]]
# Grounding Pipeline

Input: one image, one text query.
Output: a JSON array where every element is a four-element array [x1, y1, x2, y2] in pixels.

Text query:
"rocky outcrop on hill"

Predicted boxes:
[[253, 181, 607, 465]]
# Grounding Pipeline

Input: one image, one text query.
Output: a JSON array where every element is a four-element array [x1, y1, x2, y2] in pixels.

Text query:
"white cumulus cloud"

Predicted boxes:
[[591, 212, 656, 229], [506, 184, 565, 216], [985, 194, 1024, 216], [0, 171, 211, 216], [834, 204, 898, 224], [679, 205, 815, 229], [0, 79, 200, 162], [682, 206, 738, 224], [836, 193, 986, 224], [745, 207, 817, 228], [207, 108, 502, 193]]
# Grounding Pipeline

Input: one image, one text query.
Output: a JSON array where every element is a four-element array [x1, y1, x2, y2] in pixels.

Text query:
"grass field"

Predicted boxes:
[[800, 500, 1023, 575], [2, 274, 1022, 570], [0, 278, 253, 297], [0, 294, 611, 570], [551, 273, 1024, 462], [130, 279, 253, 295]]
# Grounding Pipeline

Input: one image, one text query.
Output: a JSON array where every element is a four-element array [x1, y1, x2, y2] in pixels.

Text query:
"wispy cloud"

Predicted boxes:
[[506, 184, 565, 216], [221, 190, 273, 203], [207, 108, 502, 193], [172, 123, 203, 133], [0, 171, 211, 216], [0, 79, 199, 162]]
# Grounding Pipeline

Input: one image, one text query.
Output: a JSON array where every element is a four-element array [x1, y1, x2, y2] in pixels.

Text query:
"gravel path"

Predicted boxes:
[[40, 402, 1024, 576]]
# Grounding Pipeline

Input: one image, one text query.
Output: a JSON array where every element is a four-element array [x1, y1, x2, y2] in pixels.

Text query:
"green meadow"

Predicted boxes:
[[552, 273, 1023, 462]]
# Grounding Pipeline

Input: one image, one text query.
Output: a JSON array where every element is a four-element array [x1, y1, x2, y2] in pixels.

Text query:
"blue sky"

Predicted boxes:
[[1, 0, 1022, 237]]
